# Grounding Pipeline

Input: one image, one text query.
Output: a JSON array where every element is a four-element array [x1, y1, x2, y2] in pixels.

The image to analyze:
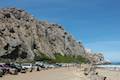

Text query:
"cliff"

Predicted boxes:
[[0, 8, 106, 64], [0, 8, 85, 62]]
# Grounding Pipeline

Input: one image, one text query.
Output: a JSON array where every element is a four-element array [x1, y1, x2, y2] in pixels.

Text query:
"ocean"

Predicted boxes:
[[97, 62, 120, 70]]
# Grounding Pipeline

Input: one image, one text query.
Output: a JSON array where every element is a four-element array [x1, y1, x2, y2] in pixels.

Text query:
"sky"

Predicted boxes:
[[0, 0, 120, 62]]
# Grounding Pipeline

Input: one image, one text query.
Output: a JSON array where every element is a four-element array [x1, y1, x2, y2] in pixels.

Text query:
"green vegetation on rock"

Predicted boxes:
[[54, 54, 89, 63], [34, 52, 89, 63]]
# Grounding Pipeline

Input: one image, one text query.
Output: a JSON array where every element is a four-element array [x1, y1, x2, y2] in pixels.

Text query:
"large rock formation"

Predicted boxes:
[[0, 8, 85, 61], [84, 48, 109, 64], [0, 8, 107, 64]]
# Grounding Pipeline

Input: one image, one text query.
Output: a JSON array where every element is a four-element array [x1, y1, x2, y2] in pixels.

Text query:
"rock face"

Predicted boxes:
[[0, 8, 85, 61], [89, 53, 104, 64], [85, 48, 105, 64]]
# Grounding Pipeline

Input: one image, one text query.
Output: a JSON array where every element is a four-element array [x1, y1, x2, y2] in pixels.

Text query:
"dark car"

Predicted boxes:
[[3, 64, 11, 74], [0, 68, 3, 77], [0, 64, 8, 75], [6, 63, 22, 72], [8, 63, 27, 73], [4, 63, 18, 75], [20, 68, 26, 73], [9, 63, 22, 72], [55, 63, 62, 67]]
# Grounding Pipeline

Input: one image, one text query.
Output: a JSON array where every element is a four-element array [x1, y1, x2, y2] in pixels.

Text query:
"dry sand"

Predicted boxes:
[[1, 67, 120, 80], [0, 67, 82, 80], [96, 68, 120, 80]]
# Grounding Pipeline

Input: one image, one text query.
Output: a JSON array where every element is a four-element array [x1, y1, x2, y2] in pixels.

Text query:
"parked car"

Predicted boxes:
[[36, 62, 54, 70], [47, 64, 55, 68], [9, 68, 18, 75], [39, 64, 45, 69], [20, 68, 26, 73], [55, 63, 62, 67], [3, 64, 11, 74], [3, 63, 18, 75], [21, 63, 33, 72], [0, 68, 3, 77], [0, 64, 8, 75], [35, 62, 44, 66], [34, 64, 41, 71], [43, 63, 49, 69], [9, 63, 22, 72]]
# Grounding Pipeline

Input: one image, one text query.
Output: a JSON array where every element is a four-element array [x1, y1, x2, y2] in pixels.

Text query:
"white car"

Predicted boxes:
[[35, 62, 44, 66], [43, 64, 49, 69], [21, 63, 33, 72], [48, 64, 55, 68]]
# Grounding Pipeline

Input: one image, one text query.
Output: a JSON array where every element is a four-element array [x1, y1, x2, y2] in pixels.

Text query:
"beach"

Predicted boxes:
[[1, 67, 82, 80], [1, 66, 120, 80], [97, 68, 120, 80]]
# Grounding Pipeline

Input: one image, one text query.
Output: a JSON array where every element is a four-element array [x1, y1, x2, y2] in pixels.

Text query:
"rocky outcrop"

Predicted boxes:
[[0, 8, 85, 61], [89, 53, 104, 64], [85, 48, 106, 64]]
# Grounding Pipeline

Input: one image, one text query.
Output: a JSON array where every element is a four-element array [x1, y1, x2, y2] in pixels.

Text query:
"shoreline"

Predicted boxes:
[[97, 64, 120, 71]]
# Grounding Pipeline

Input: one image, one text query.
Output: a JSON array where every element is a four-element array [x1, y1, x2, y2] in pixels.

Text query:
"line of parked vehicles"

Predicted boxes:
[[0, 61, 65, 77]]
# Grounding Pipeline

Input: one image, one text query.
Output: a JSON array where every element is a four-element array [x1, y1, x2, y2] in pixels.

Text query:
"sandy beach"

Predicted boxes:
[[97, 68, 120, 80], [0, 67, 82, 80], [1, 67, 120, 80]]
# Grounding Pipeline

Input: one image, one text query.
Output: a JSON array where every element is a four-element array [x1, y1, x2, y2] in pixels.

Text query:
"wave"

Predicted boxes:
[[97, 65, 120, 68]]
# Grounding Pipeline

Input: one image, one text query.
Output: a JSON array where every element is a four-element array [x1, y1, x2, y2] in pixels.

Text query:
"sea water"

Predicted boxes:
[[97, 62, 120, 70]]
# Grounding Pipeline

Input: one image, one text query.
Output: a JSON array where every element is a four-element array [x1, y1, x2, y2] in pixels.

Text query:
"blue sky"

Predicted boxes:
[[0, 0, 120, 62]]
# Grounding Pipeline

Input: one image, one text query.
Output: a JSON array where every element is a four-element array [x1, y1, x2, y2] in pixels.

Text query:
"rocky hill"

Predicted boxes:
[[0, 8, 105, 63], [85, 48, 110, 64]]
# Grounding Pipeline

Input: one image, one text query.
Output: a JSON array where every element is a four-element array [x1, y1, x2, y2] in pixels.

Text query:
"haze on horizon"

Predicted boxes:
[[0, 0, 120, 62]]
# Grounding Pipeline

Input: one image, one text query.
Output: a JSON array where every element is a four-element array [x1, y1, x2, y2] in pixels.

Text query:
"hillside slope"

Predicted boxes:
[[0, 8, 85, 62]]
